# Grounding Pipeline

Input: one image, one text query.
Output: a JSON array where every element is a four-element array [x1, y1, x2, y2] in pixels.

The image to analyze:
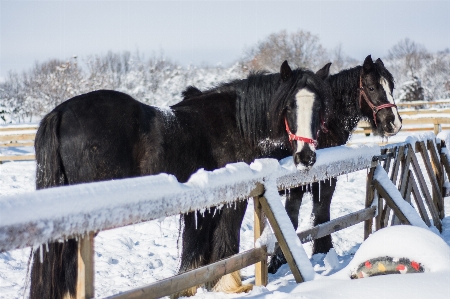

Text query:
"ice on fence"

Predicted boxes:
[[0, 144, 381, 251]]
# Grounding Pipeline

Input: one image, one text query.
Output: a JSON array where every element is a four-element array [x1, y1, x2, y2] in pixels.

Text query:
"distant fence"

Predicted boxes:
[[0, 136, 447, 299], [0, 124, 37, 163]]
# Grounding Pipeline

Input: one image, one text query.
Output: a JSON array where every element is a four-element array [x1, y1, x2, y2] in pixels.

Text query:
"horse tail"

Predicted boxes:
[[30, 110, 78, 299]]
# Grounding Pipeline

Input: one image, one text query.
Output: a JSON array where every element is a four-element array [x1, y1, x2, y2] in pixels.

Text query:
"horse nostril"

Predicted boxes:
[[294, 152, 302, 165], [308, 152, 316, 166], [294, 151, 316, 167]]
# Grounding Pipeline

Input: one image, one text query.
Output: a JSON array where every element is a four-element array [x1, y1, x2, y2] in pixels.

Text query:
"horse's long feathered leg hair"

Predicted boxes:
[[30, 110, 78, 299]]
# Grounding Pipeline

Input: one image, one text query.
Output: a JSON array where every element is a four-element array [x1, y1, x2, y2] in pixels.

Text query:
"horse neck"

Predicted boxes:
[[326, 66, 362, 144]]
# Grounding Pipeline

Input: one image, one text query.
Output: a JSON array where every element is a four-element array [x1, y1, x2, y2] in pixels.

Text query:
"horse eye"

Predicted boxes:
[[369, 87, 374, 91]]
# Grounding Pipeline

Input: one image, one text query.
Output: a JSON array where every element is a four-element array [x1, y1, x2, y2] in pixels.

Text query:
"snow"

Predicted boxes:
[[0, 130, 449, 298]]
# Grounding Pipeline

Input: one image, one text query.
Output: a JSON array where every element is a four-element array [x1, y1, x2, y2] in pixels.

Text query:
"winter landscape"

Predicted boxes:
[[1, 2, 450, 297]]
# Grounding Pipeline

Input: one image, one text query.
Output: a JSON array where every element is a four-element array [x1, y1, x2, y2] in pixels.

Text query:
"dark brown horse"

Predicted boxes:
[[30, 61, 333, 299], [269, 55, 402, 273]]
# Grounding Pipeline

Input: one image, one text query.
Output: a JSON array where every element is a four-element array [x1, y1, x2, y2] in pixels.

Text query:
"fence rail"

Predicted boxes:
[[0, 125, 37, 163], [0, 130, 447, 298]]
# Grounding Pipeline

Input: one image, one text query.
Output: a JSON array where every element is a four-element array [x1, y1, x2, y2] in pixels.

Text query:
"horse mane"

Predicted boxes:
[[179, 69, 328, 147]]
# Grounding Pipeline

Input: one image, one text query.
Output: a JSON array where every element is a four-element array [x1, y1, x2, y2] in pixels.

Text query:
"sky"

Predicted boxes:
[[0, 0, 449, 78]]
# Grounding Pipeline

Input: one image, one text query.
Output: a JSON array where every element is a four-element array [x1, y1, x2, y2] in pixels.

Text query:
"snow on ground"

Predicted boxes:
[[0, 131, 449, 298]]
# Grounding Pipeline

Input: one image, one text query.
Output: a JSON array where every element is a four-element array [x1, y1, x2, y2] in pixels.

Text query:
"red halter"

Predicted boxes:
[[284, 118, 318, 147], [359, 76, 397, 126]]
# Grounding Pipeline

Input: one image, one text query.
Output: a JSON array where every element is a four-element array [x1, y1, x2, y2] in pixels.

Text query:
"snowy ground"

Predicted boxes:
[[0, 131, 449, 298]]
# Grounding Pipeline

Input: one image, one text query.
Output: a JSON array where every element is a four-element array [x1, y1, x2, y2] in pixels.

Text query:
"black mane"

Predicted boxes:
[[180, 69, 332, 147]]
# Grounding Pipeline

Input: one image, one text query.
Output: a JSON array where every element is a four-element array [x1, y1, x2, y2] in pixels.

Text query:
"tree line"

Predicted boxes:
[[1, 30, 449, 123]]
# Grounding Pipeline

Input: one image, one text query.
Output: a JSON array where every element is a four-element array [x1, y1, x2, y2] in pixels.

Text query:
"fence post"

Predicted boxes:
[[364, 167, 376, 239], [253, 195, 268, 286], [77, 232, 95, 299]]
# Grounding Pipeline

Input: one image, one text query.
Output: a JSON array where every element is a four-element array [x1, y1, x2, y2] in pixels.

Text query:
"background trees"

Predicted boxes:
[[1, 30, 449, 123]]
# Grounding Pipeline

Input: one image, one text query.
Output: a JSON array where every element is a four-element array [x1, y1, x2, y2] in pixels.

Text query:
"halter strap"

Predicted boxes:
[[284, 118, 318, 147], [359, 76, 397, 126]]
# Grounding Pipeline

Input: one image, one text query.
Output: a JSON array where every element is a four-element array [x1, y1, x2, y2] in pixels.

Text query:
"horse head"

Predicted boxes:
[[359, 55, 402, 137], [276, 61, 333, 167]]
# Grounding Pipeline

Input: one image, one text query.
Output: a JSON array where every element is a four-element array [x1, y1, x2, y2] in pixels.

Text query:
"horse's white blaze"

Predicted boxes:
[[295, 89, 315, 152], [381, 77, 402, 133]]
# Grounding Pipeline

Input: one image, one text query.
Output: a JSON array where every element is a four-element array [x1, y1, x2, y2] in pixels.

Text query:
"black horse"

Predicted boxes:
[[30, 61, 333, 299], [268, 55, 402, 273]]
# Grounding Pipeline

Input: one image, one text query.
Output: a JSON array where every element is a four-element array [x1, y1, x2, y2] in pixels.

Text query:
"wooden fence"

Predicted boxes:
[[0, 137, 447, 299], [0, 124, 37, 163]]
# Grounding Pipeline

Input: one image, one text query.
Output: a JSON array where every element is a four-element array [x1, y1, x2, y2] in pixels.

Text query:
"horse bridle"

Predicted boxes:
[[284, 118, 318, 147], [359, 76, 397, 126]]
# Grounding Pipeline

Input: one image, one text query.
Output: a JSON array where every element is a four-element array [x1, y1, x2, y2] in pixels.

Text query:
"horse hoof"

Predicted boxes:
[[170, 286, 198, 299], [213, 271, 253, 294]]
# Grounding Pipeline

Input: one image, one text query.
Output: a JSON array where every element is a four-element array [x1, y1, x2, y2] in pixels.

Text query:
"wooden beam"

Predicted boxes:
[[253, 196, 267, 286], [0, 126, 38, 132], [77, 232, 95, 299], [0, 133, 36, 142], [364, 167, 376, 240], [373, 180, 411, 225], [417, 141, 443, 214], [410, 148, 442, 231], [409, 172, 432, 227], [258, 196, 304, 283], [0, 142, 34, 147], [106, 247, 267, 299], [297, 207, 376, 243], [0, 154, 35, 162], [428, 139, 445, 219]]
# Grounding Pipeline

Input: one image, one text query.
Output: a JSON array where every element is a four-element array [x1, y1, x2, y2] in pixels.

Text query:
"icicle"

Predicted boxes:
[[39, 245, 43, 263], [319, 180, 321, 201], [194, 211, 198, 230], [330, 178, 332, 186], [45, 242, 49, 253]]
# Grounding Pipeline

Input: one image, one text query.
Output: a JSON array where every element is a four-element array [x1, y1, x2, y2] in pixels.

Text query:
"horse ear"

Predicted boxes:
[[280, 60, 293, 81], [363, 55, 374, 73], [375, 58, 385, 67], [316, 62, 332, 80]]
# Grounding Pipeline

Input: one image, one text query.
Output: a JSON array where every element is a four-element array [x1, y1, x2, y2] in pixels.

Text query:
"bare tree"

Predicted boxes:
[[329, 44, 358, 73], [387, 38, 430, 78], [243, 29, 328, 72]]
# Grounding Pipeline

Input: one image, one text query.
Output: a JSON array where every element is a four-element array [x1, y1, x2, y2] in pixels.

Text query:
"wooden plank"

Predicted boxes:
[[106, 247, 267, 299], [0, 142, 34, 147], [297, 206, 377, 243], [428, 139, 445, 219], [0, 133, 36, 142], [373, 180, 411, 225], [417, 141, 443, 214], [77, 232, 95, 299], [409, 172, 432, 227], [410, 147, 442, 231], [253, 196, 267, 287], [364, 167, 376, 240], [258, 196, 304, 283], [0, 154, 35, 162], [0, 126, 38, 132]]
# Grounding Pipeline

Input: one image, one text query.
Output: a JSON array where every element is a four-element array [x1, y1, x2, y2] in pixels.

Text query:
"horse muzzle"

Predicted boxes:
[[294, 144, 316, 167]]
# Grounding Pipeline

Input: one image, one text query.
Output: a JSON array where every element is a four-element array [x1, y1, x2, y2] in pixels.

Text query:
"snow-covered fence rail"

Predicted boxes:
[[0, 135, 448, 299]]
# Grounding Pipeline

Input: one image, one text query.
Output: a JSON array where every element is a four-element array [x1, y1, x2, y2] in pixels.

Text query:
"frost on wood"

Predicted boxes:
[[277, 144, 380, 188], [263, 179, 316, 281], [0, 144, 380, 252], [373, 165, 429, 229]]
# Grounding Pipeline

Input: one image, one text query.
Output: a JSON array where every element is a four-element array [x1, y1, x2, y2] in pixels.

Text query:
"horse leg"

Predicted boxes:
[[208, 200, 252, 294], [172, 209, 215, 298], [268, 187, 305, 274], [30, 240, 78, 299], [311, 178, 337, 254]]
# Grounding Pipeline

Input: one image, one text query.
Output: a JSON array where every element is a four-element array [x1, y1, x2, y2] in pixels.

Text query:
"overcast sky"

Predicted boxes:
[[1, 0, 449, 78]]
